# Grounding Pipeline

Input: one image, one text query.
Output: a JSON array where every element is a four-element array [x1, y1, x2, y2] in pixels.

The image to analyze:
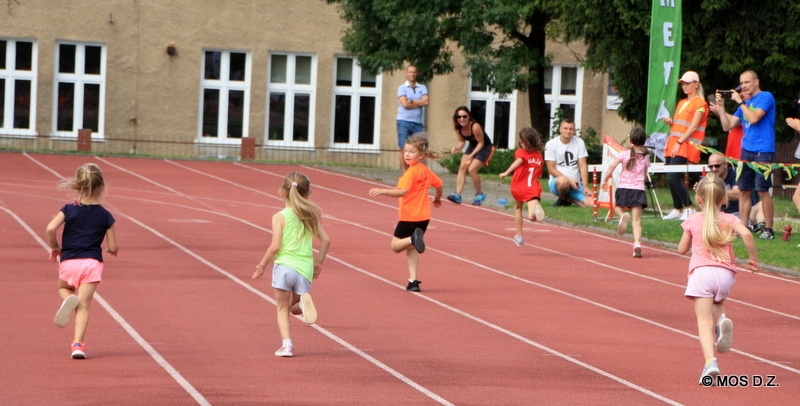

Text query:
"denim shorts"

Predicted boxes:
[[738, 150, 773, 192], [397, 120, 424, 148]]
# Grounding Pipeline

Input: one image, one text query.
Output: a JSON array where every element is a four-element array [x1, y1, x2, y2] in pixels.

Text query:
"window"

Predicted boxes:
[[332, 57, 381, 149], [200, 50, 250, 141], [54, 42, 105, 137], [544, 65, 583, 135], [266, 53, 316, 146], [468, 74, 515, 149], [1, 39, 36, 136]]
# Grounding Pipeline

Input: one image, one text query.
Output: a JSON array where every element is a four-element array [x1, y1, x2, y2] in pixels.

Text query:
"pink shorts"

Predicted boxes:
[[684, 266, 736, 302], [59, 258, 104, 287]]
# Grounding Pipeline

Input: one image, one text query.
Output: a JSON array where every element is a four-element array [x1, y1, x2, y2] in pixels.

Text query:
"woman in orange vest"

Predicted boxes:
[[661, 71, 709, 220]]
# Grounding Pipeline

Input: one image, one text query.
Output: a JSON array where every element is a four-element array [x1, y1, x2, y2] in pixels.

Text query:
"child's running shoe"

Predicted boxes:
[[513, 235, 525, 246], [715, 317, 733, 353], [54, 295, 79, 327], [274, 346, 294, 357], [71, 342, 86, 359], [299, 293, 317, 324], [447, 194, 462, 204], [472, 193, 486, 205], [532, 203, 546, 222], [698, 358, 720, 385], [632, 242, 643, 258], [410, 228, 425, 253], [405, 280, 421, 292], [617, 213, 630, 235]]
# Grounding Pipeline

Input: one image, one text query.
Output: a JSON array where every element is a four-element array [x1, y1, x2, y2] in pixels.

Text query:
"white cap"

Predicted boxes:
[[678, 71, 700, 83]]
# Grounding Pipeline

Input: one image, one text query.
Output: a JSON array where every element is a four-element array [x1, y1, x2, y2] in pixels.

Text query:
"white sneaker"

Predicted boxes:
[[54, 295, 79, 327], [299, 293, 317, 324], [617, 213, 630, 235], [663, 209, 682, 220], [679, 208, 696, 220], [716, 317, 733, 353], [513, 235, 524, 246]]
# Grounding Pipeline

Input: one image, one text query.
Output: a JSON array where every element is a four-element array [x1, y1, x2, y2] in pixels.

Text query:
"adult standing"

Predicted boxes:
[[661, 71, 708, 220], [544, 119, 593, 207], [447, 106, 494, 205], [784, 96, 800, 224], [396, 65, 429, 171], [717, 70, 776, 239]]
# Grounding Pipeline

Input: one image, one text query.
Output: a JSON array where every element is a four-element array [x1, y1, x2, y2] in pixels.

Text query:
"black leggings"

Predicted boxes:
[[665, 155, 692, 209]]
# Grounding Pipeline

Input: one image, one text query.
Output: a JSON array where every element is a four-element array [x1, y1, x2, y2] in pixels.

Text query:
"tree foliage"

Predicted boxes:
[[559, 0, 800, 143], [327, 0, 800, 143]]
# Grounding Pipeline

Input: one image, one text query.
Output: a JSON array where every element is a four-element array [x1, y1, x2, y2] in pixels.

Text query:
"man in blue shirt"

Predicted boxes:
[[396, 65, 429, 170], [717, 70, 776, 239]]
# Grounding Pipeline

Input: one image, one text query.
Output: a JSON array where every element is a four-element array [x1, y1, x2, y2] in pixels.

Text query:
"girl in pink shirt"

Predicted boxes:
[[678, 173, 758, 385], [600, 128, 650, 257]]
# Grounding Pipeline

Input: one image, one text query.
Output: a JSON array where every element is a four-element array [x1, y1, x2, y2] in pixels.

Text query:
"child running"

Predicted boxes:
[[600, 128, 651, 257], [498, 127, 546, 246], [369, 134, 443, 292], [678, 173, 758, 384], [46, 163, 118, 359], [252, 172, 330, 358]]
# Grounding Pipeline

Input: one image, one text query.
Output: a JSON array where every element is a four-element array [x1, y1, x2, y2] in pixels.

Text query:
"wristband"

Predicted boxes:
[[677, 140, 683, 145]]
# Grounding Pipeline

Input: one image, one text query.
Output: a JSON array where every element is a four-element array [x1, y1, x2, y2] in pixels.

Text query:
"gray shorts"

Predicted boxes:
[[271, 264, 311, 294]]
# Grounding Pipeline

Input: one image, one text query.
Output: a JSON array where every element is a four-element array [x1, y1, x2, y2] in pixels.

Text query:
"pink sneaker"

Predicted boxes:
[[274, 346, 293, 357], [71, 342, 86, 359]]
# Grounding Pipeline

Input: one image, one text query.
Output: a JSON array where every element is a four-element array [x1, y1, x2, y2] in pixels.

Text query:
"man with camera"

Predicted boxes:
[[716, 70, 776, 239]]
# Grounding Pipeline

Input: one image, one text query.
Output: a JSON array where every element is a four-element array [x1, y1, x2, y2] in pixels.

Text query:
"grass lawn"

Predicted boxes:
[[485, 174, 800, 273]]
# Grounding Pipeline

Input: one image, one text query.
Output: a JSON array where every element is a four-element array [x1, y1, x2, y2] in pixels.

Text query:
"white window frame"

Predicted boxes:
[[468, 76, 516, 150], [198, 49, 251, 143], [265, 52, 317, 148], [0, 38, 37, 137], [53, 42, 106, 139], [545, 64, 583, 134], [330, 56, 381, 151]]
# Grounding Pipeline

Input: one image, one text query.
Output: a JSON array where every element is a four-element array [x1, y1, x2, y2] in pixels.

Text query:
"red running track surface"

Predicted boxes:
[[1, 151, 798, 405]]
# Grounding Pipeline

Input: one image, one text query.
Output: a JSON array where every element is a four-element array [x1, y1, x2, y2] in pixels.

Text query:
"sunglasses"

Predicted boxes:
[[707, 164, 723, 169], [456, 115, 469, 119]]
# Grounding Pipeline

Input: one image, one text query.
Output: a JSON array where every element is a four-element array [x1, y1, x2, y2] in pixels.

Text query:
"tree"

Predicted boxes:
[[325, 0, 559, 137], [559, 0, 800, 143]]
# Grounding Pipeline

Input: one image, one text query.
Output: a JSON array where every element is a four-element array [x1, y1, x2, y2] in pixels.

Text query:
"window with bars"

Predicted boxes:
[[1, 39, 36, 135], [200, 50, 250, 141], [332, 57, 380, 149], [54, 42, 105, 137]]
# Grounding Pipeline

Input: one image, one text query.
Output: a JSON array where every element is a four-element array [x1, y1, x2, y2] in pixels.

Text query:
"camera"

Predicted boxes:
[[715, 86, 743, 99]]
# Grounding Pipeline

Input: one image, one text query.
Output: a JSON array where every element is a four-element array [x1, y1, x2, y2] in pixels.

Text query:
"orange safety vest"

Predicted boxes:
[[666, 97, 708, 163]]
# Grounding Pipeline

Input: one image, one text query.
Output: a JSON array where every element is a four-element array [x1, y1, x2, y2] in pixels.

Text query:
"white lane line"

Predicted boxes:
[[0, 205, 211, 406]]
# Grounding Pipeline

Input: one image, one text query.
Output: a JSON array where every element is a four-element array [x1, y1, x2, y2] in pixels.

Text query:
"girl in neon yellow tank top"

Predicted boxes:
[[253, 172, 330, 357]]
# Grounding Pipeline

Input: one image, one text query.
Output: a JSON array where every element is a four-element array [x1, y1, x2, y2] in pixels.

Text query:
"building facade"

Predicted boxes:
[[1, 1, 629, 169]]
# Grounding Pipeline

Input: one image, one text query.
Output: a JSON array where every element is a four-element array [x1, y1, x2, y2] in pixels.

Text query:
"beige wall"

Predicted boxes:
[[1, 1, 630, 166]]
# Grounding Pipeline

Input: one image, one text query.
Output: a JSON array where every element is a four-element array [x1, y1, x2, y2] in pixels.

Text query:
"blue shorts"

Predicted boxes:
[[271, 264, 311, 295], [738, 150, 773, 192], [548, 177, 586, 203], [397, 120, 424, 148]]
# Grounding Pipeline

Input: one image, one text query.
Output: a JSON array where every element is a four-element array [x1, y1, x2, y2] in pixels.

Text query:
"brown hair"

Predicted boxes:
[[59, 163, 106, 201], [405, 133, 441, 160], [518, 127, 543, 153], [626, 128, 650, 171]]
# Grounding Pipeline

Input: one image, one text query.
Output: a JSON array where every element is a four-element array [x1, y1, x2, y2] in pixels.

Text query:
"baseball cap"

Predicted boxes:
[[678, 71, 700, 83]]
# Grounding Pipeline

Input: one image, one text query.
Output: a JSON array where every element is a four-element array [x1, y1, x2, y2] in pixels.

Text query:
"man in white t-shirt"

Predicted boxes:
[[544, 119, 594, 207]]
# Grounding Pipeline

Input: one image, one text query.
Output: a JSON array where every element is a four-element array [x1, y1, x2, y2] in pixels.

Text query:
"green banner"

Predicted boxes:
[[645, 0, 682, 141]]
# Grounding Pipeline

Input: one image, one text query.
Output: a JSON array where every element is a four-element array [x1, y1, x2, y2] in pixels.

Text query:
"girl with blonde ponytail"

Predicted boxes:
[[677, 173, 758, 384], [253, 172, 330, 358]]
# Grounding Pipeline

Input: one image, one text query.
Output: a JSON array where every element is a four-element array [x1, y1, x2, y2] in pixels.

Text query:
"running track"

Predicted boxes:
[[1, 151, 797, 405]]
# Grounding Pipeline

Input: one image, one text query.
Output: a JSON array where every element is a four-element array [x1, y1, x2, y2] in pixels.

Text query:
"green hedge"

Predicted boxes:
[[440, 149, 523, 175]]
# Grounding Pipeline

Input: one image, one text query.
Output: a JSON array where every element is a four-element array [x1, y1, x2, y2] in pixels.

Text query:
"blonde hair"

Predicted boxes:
[[281, 172, 322, 237], [405, 133, 441, 159], [59, 163, 106, 201], [696, 173, 734, 263]]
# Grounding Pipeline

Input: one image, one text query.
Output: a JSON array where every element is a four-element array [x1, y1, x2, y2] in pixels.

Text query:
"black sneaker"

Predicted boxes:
[[760, 228, 775, 240], [553, 199, 571, 207], [410, 228, 425, 253], [748, 221, 765, 234], [406, 280, 421, 292]]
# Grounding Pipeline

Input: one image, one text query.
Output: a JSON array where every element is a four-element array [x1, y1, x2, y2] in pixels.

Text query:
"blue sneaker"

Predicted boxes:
[[472, 193, 486, 205], [447, 193, 462, 204]]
